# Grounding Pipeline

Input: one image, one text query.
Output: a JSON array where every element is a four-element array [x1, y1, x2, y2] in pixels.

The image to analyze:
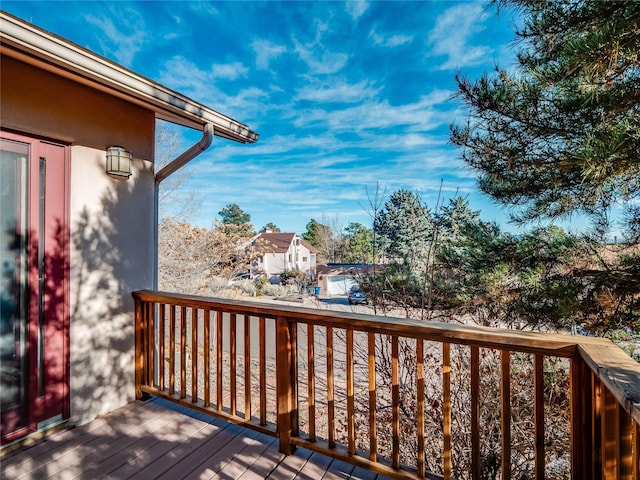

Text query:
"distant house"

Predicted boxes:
[[316, 263, 374, 295], [250, 232, 317, 280]]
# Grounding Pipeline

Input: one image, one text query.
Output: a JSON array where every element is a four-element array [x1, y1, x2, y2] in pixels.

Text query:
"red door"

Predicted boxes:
[[1, 131, 70, 444]]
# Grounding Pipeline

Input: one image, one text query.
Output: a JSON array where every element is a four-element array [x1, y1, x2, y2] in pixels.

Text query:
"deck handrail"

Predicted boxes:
[[133, 289, 640, 479]]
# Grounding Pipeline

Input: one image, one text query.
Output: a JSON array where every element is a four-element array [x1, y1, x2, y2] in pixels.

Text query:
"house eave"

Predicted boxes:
[[0, 10, 258, 144]]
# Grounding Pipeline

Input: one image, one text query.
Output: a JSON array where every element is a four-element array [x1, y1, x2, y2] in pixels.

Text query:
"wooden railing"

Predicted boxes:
[[133, 290, 640, 479]]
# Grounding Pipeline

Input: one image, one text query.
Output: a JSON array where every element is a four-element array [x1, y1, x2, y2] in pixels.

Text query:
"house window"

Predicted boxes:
[[302, 256, 308, 262], [288, 254, 292, 262]]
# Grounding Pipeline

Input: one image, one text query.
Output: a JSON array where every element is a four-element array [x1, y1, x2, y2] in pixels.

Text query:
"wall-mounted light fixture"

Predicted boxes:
[[106, 146, 132, 179]]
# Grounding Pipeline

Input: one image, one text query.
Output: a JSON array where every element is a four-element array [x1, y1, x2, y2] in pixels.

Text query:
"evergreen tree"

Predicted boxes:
[[302, 218, 338, 262], [219, 203, 251, 225], [450, 0, 640, 333], [217, 203, 254, 237], [434, 196, 482, 248], [374, 189, 434, 272], [302, 219, 323, 247], [451, 0, 640, 233], [342, 222, 375, 264]]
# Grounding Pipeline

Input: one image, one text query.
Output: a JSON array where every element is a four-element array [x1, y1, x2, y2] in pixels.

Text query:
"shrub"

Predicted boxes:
[[260, 283, 298, 297], [233, 279, 257, 295]]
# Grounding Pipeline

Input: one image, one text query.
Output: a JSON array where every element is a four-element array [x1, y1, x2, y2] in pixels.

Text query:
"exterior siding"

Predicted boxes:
[[69, 146, 154, 425]]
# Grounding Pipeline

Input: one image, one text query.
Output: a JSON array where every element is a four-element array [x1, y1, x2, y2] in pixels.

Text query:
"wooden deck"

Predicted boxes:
[[0, 398, 391, 480]]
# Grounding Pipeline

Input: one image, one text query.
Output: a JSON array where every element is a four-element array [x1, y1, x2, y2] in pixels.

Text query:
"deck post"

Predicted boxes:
[[276, 315, 296, 455]]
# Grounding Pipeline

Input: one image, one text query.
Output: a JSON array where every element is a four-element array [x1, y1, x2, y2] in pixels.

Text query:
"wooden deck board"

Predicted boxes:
[[1, 400, 158, 476], [321, 458, 355, 480], [288, 451, 333, 480], [264, 447, 314, 480], [8, 400, 173, 480], [236, 436, 285, 480], [0, 399, 392, 480], [156, 424, 255, 480], [205, 432, 279, 480], [97, 406, 221, 479], [74, 404, 195, 479]]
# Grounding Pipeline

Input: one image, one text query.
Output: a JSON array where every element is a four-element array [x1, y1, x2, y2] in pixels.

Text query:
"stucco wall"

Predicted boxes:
[[1, 56, 154, 159], [69, 146, 154, 425]]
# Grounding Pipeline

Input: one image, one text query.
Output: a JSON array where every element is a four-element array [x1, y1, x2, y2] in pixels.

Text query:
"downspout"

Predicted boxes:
[[153, 123, 214, 289]]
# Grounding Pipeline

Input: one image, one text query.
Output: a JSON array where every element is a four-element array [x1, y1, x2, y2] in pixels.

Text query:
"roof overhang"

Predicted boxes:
[[0, 10, 258, 144]]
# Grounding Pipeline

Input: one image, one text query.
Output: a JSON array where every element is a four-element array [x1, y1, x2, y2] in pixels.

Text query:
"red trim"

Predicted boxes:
[[0, 130, 70, 444]]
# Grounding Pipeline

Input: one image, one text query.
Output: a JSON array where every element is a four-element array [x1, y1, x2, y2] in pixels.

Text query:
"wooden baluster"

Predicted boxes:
[[443, 343, 452, 480], [570, 356, 592, 480], [216, 310, 223, 411], [259, 316, 267, 426], [134, 297, 144, 399], [368, 332, 377, 462], [593, 373, 603, 477], [392, 335, 400, 469], [191, 307, 198, 403], [169, 305, 176, 396], [603, 387, 620, 479], [140, 301, 147, 388], [470, 345, 480, 480], [416, 339, 425, 478], [276, 315, 295, 454], [308, 323, 316, 441], [244, 314, 251, 421], [230, 312, 237, 416], [534, 354, 545, 480], [149, 302, 155, 388], [634, 421, 639, 480], [346, 329, 355, 455], [203, 309, 210, 407], [327, 325, 335, 448], [501, 350, 511, 480], [180, 306, 187, 399], [619, 402, 634, 479], [291, 321, 299, 436], [158, 303, 165, 391]]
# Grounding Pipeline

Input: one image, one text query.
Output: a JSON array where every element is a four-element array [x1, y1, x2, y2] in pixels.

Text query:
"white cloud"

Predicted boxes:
[[211, 62, 249, 80], [251, 39, 287, 69], [345, 0, 369, 20], [293, 89, 455, 133], [294, 40, 349, 75], [158, 56, 208, 90], [295, 78, 380, 103], [84, 9, 147, 65], [157, 56, 269, 120], [427, 3, 493, 70], [369, 29, 413, 48]]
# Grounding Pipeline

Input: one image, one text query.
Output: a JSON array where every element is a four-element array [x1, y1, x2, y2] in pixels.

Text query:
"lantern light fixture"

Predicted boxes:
[[106, 146, 132, 179]]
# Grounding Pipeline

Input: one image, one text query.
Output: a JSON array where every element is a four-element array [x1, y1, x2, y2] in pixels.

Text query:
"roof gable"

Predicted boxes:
[[254, 233, 318, 254]]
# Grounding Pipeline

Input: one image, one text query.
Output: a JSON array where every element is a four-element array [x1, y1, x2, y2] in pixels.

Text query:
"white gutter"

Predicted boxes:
[[0, 11, 258, 144], [153, 123, 214, 289]]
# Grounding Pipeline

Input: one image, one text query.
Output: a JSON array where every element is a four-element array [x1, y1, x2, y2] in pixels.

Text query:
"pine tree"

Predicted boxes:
[[451, 0, 640, 233], [374, 189, 434, 273]]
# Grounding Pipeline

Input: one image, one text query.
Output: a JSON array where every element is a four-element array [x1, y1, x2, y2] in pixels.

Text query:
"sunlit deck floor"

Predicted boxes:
[[1, 397, 391, 480]]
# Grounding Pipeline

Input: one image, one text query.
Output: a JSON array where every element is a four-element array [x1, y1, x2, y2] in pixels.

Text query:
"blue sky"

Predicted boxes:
[[4, 0, 534, 234]]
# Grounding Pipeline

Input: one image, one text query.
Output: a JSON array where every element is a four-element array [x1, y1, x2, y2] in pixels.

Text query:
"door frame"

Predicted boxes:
[[0, 129, 70, 445]]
